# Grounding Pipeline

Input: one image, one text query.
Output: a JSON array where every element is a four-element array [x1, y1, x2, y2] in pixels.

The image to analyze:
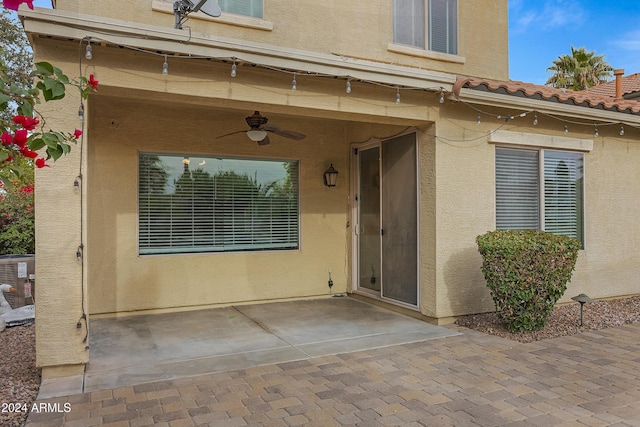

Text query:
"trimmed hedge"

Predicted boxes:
[[476, 230, 580, 332]]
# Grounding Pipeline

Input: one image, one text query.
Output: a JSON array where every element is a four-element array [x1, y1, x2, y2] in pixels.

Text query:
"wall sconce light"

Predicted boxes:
[[323, 164, 338, 187]]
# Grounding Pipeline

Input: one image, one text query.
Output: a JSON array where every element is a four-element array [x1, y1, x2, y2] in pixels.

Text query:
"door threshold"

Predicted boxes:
[[350, 292, 442, 325]]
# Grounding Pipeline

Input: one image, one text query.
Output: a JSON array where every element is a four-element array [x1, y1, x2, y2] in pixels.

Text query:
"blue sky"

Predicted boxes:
[[30, 0, 640, 85], [509, 0, 640, 84]]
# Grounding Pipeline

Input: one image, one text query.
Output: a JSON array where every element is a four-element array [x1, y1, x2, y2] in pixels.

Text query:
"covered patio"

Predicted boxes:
[[37, 297, 458, 398]]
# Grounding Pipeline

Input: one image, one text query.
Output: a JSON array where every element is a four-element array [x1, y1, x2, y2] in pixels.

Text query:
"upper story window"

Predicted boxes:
[[218, 0, 263, 19], [392, 0, 458, 55]]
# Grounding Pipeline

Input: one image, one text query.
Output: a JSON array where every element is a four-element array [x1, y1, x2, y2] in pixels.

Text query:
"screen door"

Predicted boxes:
[[354, 133, 418, 306]]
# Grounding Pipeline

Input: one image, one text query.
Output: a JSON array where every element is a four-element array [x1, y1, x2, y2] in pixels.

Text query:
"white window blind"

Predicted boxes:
[[139, 153, 299, 255], [218, 0, 263, 18], [429, 0, 457, 54], [393, 0, 425, 49], [496, 148, 539, 230], [544, 150, 584, 241], [392, 0, 457, 54], [495, 147, 584, 244]]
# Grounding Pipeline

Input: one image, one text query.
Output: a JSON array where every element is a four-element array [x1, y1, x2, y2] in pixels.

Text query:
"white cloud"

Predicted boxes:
[[612, 30, 640, 51], [510, 0, 586, 33]]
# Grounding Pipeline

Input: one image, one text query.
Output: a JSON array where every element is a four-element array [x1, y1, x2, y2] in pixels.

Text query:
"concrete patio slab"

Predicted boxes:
[[37, 297, 458, 399]]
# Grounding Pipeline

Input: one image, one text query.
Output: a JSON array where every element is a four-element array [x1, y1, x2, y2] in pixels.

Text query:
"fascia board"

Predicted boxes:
[[20, 8, 455, 91], [456, 87, 640, 125]]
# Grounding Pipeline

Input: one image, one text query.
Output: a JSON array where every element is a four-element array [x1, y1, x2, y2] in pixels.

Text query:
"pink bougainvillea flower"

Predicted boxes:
[[20, 146, 38, 158], [12, 115, 39, 131], [88, 74, 99, 89], [12, 129, 28, 149], [2, 0, 34, 10], [1, 131, 13, 146], [24, 117, 39, 130], [74, 129, 83, 139], [5, 155, 13, 163], [35, 157, 49, 168]]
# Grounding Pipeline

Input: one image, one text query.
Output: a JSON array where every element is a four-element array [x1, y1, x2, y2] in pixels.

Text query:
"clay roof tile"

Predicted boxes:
[[454, 76, 640, 115], [582, 73, 640, 98]]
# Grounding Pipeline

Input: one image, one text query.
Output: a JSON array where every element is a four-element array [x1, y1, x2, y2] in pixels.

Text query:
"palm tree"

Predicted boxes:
[[545, 47, 613, 91]]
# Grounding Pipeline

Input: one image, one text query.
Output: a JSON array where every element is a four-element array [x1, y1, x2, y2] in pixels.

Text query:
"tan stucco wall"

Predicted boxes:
[[88, 97, 355, 314], [429, 101, 640, 318], [32, 48, 89, 368], [51, 0, 509, 81]]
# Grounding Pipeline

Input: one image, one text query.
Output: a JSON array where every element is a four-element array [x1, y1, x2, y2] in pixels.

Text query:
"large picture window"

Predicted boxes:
[[139, 153, 299, 255], [496, 147, 584, 244], [392, 0, 458, 55]]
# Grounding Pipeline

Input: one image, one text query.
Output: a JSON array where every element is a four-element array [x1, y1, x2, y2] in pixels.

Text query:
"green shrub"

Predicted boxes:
[[0, 182, 35, 255], [476, 230, 580, 332]]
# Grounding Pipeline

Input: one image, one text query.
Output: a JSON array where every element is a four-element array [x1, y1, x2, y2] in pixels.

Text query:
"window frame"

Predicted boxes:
[[218, 0, 264, 19], [138, 152, 300, 256], [392, 0, 458, 56], [495, 146, 585, 246]]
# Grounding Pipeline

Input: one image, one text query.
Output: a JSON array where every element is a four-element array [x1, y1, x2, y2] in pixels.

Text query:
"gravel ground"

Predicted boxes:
[[456, 295, 640, 343], [0, 323, 40, 427], [0, 297, 638, 426]]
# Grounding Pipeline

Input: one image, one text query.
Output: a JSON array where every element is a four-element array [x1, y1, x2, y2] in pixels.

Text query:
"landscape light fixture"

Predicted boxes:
[[571, 293, 593, 327], [323, 164, 338, 187], [173, 0, 221, 29]]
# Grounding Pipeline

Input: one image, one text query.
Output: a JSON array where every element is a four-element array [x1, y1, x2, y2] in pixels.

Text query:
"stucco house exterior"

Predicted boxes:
[[18, 0, 640, 380]]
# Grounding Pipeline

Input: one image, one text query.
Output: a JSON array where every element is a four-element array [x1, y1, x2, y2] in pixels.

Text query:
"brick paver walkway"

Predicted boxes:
[[26, 323, 640, 426]]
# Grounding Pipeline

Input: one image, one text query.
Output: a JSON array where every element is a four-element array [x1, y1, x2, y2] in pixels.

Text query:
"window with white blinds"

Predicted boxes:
[[218, 0, 263, 18], [495, 147, 584, 244], [496, 148, 539, 230], [392, 0, 458, 55], [139, 153, 299, 255], [543, 151, 584, 241]]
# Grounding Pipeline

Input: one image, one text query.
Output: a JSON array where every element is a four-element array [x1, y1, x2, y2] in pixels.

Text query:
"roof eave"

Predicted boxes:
[[19, 8, 456, 93], [454, 87, 640, 125]]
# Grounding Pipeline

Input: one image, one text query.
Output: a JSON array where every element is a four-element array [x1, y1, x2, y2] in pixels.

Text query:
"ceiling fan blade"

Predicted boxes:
[[263, 124, 306, 141], [257, 135, 271, 146], [215, 129, 247, 139]]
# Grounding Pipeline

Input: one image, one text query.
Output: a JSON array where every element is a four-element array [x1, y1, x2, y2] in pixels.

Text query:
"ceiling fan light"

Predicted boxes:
[[247, 129, 268, 142]]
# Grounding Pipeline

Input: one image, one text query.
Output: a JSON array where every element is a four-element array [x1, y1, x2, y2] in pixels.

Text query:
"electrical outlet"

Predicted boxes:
[[328, 279, 333, 288]]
